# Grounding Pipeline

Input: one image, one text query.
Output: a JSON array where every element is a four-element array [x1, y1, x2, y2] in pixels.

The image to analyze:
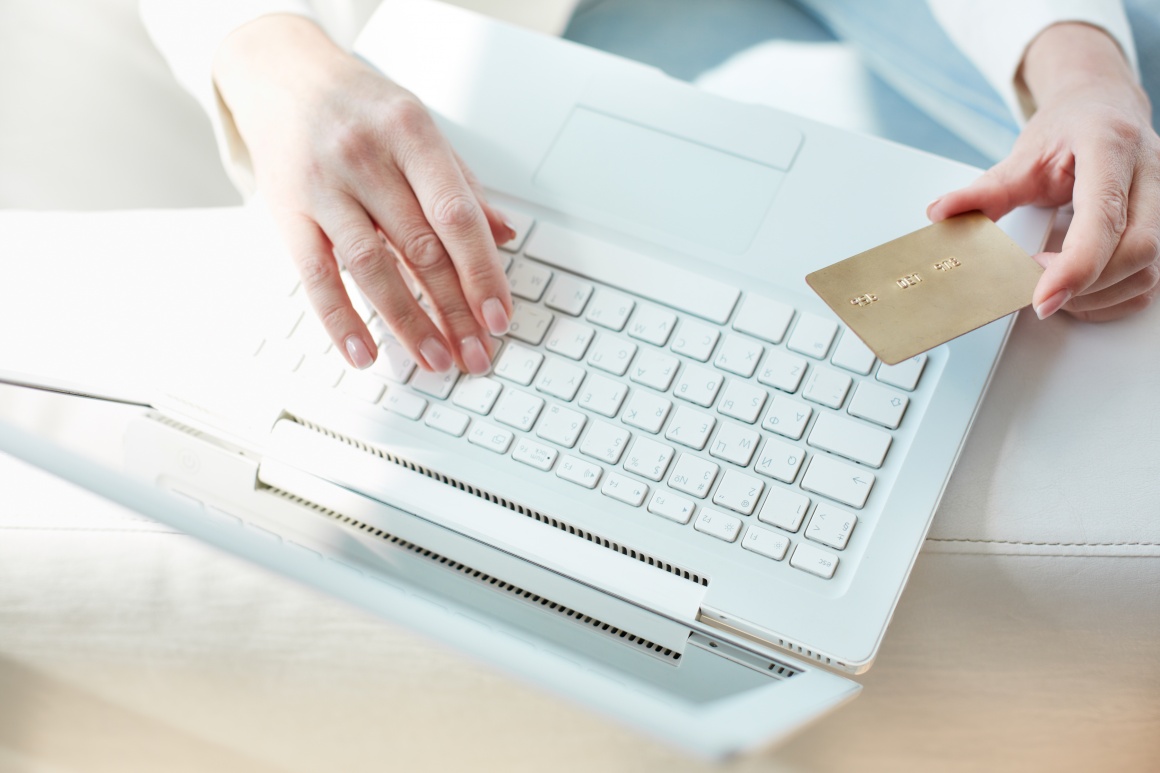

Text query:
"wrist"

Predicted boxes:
[[1021, 22, 1142, 109]]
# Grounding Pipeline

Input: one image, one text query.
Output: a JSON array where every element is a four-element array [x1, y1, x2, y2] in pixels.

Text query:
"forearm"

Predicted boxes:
[[1021, 22, 1147, 114]]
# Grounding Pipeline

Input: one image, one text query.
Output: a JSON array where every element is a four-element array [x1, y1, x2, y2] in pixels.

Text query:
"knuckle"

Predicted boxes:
[[298, 254, 336, 291], [327, 120, 376, 166], [1140, 263, 1160, 292], [1133, 229, 1160, 265], [1106, 115, 1144, 146], [317, 302, 352, 334], [386, 97, 431, 137], [382, 300, 427, 337], [1094, 186, 1130, 237], [339, 236, 386, 274], [399, 230, 447, 270], [430, 191, 479, 232]]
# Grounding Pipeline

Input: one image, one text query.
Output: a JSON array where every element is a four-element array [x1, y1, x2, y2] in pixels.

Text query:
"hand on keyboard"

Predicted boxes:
[[214, 15, 516, 375]]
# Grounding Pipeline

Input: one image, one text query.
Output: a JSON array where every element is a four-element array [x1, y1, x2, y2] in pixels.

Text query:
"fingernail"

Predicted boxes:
[[481, 297, 510, 336], [344, 335, 374, 370], [501, 219, 517, 243], [460, 335, 491, 375], [926, 197, 943, 218], [419, 336, 453, 372], [1034, 288, 1071, 320]]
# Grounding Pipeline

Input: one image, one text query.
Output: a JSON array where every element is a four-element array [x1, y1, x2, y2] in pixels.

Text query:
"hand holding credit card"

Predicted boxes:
[[806, 212, 1044, 365]]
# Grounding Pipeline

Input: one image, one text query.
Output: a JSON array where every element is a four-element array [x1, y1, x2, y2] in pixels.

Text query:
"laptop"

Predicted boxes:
[[0, 0, 1054, 757]]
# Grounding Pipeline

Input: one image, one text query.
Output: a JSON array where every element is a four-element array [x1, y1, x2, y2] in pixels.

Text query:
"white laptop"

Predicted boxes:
[[0, 0, 1054, 757]]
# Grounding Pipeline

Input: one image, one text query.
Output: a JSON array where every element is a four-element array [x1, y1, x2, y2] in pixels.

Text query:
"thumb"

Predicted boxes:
[[927, 156, 1043, 223]]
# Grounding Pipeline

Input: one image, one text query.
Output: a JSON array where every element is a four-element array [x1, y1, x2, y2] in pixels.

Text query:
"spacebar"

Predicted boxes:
[[523, 222, 740, 324]]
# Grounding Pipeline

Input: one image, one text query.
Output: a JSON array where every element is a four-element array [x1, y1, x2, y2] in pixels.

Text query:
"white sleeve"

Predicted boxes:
[[927, 0, 1139, 123], [140, 0, 318, 194]]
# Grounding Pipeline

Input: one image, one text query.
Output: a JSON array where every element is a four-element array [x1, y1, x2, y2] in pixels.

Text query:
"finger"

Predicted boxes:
[[1076, 167, 1160, 295], [355, 169, 496, 375], [1032, 142, 1134, 315], [927, 155, 1046, 223], [1063, 276, 1160, 322], [454, 149, 517, 246], [394, 121, 512, 337], [1064, 262, 1160, 312], [281, 213, 376, 370], [315, 197, 454, 372]]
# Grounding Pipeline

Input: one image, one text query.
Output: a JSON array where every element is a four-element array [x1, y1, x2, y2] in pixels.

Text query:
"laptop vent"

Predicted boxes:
[[288, 416, 709, 587], [267, 487, 683, 664]]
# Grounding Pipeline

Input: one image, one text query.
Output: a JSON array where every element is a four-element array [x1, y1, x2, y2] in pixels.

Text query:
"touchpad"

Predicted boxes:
[[534, 107, 785, 254]]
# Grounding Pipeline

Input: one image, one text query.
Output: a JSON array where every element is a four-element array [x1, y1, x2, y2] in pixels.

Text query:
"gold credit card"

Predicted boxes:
[[806, 212, 1043, 365]]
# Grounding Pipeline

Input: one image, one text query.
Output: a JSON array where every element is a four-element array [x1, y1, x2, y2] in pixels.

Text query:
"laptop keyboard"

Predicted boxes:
[[256, 213, 927, 583]]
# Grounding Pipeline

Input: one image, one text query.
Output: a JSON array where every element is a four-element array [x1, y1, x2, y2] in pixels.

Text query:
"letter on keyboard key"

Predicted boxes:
[[876, 354, 927, 392], [647, 491, 695, 524], [424, 405, 470, 437], [587, 334, 637, 376], [732, 295, 795, 344], [801, 455, 874, 509], [492, 389, 544, 431], [535, 357, 586, 401], [602, 473, 648, 507], [673, 365, 722, 408], [545, 317, 595, 360], [830, 331, 877, 375], [708, 422, 760, 467], [577, 374, 628, 418], [758, 487, 811, 532], [621, 391, 672, 434], [508, 258, 552, 301], [668, 454, 719, 499], [544, 275, 594, 316], [371, 335, 418, 383], [848, 382, 909, 429], [761, 395, 812, 440], [513, 437, 558, 471], [790, 542, 839, 579], [493, 343, 543, 386], [717, 380, 767, 424], [665, 406, 716, 451], [468, 422, 514, 454], [694, 508, 743, 543], [626, 305, 677, 346], [670, 319, 719, 362], [411, 368, 459, 399], [712, 469, 764, 515], [623, 437, 675, 481], [753, 437, 804, 484], [585, 288, 635, 331], [801, 366, 852, 409], [580, 420, 631, 464], [742, 526, 790, 560], [756, 349, 807, 393], [508, 302, 553, 345], [787, 312, 838, 359], [714, 334, 764, 378], [384, 389, 427, 420], [808, 412, 891, 468], [557, 455, 603, 489], [629, 349, 679, 392], [535, 404, 587, 448], [806, 503, 857, 550], [451, 376, 503, 415]]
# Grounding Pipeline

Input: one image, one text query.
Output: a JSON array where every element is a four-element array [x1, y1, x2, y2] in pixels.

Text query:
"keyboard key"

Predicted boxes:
[[806, 503, 857, 550], [714, 334, 764, 378], [587, 334, 637, 376], [338, 370, 386, 403], [468, 421, 514, 454], [624, 437, 675, 481], [621, 391, 673, 434], [753, 437, 805, 483], [544, 275, 594, 316], [602, 473, 648, 506], [493, 343, 543, 386], [291, 316, 331, 355], [808, 412, 891, 469], [496, 209, 534, 253], [557, 455, 603, 489], [626, 305, 677, 346], [673, 365, 723, 408], [647, 491, 695, 524], [717, 380, 767, 424], [580, 420, 631, 464], [742, 526, 790, 560], [545, 317, 595, 360], [585, 288, 635, 331], [508, 302, 553, 345], [830, 331, 876, 375], [801, 366, 852, 409], [693, 508, 743, 543], [756, 349, 808, 393], [732, 295, 794, 344], [848, 382, 909, 429], [535, 404, 587, 448], [790, 542, 839, 579], [493, 389, 544, 431], [451, 376, 503, 415], [512, 436, 558, 471], [508, 258, 552, 301], [576, 374, 628, 418], [877, 354, 927, 391], [384, 389, 427, 420], [670, 319, 719, 362], [665, 406, 716, 450], [786, 312, 838, 359], [761, 395, 813, 440], [410, 368, 459, 399], [629, 349, 680, 391], [801, 455, 875, 509], [708, 422, 760, 467], [758, 487, 811, 532], [424, 405, 470, 437], [535, 357, 586, 401], [712, 470, 764, 515], [371, 335, 418, 383], [668, 454, 719, 499]]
